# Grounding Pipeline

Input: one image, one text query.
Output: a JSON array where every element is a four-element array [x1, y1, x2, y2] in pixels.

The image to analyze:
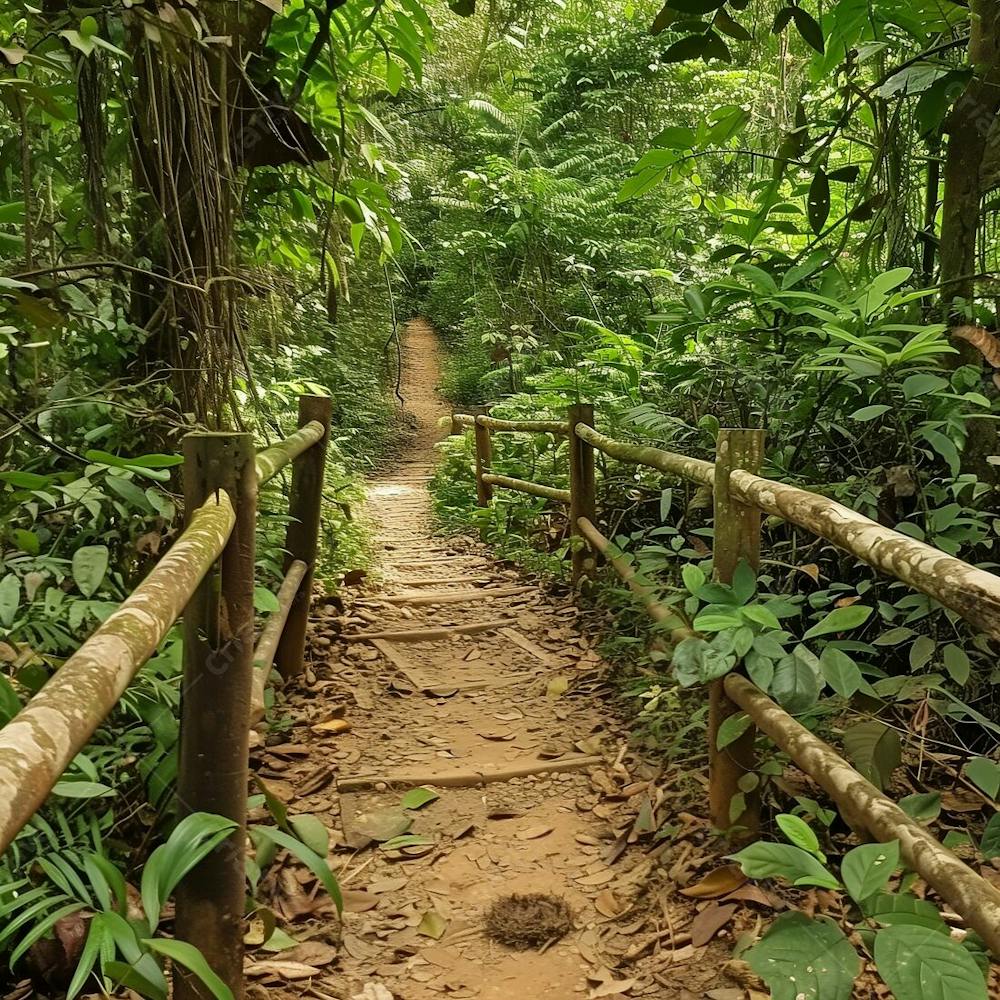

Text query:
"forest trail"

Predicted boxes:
[[265, 320, 736, 1000]]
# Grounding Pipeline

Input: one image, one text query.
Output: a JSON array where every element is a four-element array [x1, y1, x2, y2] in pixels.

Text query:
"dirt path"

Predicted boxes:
[[260, 320, 738, 1000]]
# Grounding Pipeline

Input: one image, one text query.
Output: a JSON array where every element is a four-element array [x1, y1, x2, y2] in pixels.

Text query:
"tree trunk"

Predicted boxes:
[[938, 1, 1000, 480]]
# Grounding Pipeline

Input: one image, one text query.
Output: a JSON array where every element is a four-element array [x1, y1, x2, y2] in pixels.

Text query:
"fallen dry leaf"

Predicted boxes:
[[690, 902, 737, 947], [546, 676, 569, 699], [244, 960, 319, 980], [594, 889, 623, 918], [311, 718, 352, 735], [515, 825, 553, 841], [417, 908, 448, 940], [679, 864, 747, 899], [589, 978, 637, 997], [280, 941, 338, 967]]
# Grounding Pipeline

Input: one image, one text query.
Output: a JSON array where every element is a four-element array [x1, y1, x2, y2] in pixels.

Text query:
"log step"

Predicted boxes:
[[344, 619, 519, 642], [380, 586, 534, 606]]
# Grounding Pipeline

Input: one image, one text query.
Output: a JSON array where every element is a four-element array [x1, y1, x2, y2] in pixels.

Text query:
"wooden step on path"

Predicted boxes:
[[373, 585, 534, 606], [343, 618, 519, 642]]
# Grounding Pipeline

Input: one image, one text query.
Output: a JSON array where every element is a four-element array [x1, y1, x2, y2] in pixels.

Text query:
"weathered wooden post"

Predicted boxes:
[[450, 412, 461, 436], [275, 394, 332, 679], [473, 409, 493, 507], [176, 431, 257, 1000], [567, 403, 597, 588], [709, 427, 766, 839]]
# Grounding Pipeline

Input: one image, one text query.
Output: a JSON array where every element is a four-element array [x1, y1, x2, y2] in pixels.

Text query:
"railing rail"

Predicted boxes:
[[0, 394, 332, 1000], [452, 403, 1000, 957]]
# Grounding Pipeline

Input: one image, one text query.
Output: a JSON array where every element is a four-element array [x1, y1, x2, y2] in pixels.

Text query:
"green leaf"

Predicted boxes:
[[841, 841, 899, 903], [728, 842, 840, 889], [746, 912, 858, 1000], [842, 721, 901, 791], [0, 574, 20, 628], [141, 813, 237, 933], [681, 563, 706, 595], [400, 786, 440, 810], [819, 646, 862, 698], [52, 780, 115, 799], [902, 373, 948, 400], [716, 712, 752, 749], [863, 893, 948, 932], [287, 814, 330, 857], [942, 644, 970, 685], [771, 653, 820, 714], [776, 814, 823, 860], [803, 605, 871, 639], [980, 814, 1000, 860], [662, 34, 709, 64], [731, 561, 756, 604], [72, 545, 109, 598], [66, 913, 108, 1000], [807, 168, 830, 234], [848, 404, 891, 421], [898, 792, 940, 824], [143, 939, 235, 1000], [964, 757, 1000, 800], [790, 7, 824, 53], [250, 826, 342, 914], [874, 924, 988, 1000], [254, 586, 281, 613]]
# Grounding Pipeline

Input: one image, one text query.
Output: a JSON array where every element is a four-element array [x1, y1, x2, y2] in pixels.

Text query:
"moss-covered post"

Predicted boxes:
[[709, 428, 765, 839], [275, 395, 332, 679], [568, 403, 596, 588], [176, 431, 257, 1000], [473, 408, 493, 506]]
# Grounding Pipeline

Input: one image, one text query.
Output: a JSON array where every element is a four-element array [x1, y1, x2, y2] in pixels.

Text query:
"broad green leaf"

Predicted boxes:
[[902, 373, 948, 400], [874, 924, 987, 1000], [863, 893, 948, 932], [746, 912, 858, 1000], [803, 605, 871, 639], [980, 814, 1000, 860], [143, 939, 234, 1000], [716, 712, 752, 749], [898, 792, 940, 824], [288, 814, 330, 857], [849, 404, 891, 421], [400, 786, 440, 810], [52, 780, 115, 799], [819, 646, 861, 698], [681, 563, 706, 595], [254, 586, 281, 613], [807, 168, 830, 233], [0, 574, 20, 628], [770, 653, 820, 714], [72, 545, 109, 598], [942, 644, 970, 685], [728, 842, 840, 889], [842, 721, 901, 791], [776, 814, 823, 860], [841, 840, 899, 903], [964, 757, 1000, 800]]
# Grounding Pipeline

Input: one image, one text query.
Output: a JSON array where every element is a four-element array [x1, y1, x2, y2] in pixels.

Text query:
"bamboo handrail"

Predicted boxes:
[[250, 560, 309, 725], [0, 494, 236, 853], [729, 471, 1000, 640], [482, 473, 570, 503], [255, 420, 326, 484], [452, 412, 568, 434], [573, 423, 715, 486]]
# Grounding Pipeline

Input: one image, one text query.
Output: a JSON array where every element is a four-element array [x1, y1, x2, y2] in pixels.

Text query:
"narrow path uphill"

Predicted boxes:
[[266, 320, 742, 1000]]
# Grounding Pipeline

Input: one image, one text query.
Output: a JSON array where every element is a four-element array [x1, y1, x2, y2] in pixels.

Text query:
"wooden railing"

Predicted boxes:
[[452, 405, 1000, 955], [0, 394, 331, 1000]]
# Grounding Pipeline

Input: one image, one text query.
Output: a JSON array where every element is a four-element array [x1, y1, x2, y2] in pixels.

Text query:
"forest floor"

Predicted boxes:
[[249, 320, 762, 1000]]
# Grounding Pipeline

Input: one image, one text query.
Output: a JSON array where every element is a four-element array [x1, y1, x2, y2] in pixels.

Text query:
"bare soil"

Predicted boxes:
[[249, 319, 759, 1000]]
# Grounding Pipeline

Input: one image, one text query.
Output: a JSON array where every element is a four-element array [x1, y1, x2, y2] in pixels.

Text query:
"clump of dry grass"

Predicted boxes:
[[483, 893, 574, 949]]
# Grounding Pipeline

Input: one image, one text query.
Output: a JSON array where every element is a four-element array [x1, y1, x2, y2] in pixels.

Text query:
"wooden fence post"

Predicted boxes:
[[275, 395, 332, 680], [176, 431, 257, 1000], [709, 427, 766, 839], [567, 403, 596, 588], [473, 408, 493, 507]]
